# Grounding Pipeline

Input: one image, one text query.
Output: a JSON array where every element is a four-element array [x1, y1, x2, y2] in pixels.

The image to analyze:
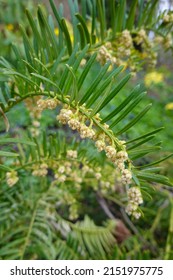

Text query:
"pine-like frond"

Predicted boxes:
[[0, 46, 171, 186], [0, 0, 172, 261], [0, 178, 116, 260]]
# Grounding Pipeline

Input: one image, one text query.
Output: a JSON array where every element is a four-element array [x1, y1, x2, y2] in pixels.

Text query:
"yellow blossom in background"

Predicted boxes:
[[144, 71, 164, 87], [6, 23, 14, 31], [165, 102, 173, 110], [66, 20, 74, 43], [54, 20, 74, 43], [54, 27, 59, 36]]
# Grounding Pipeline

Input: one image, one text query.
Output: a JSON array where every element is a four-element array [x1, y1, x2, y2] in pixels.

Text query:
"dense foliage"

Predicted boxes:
[[0, 0, 173, 260]]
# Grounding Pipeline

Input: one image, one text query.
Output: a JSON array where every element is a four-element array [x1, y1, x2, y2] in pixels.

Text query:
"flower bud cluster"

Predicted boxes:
[[57, 107, 132, 185], [25, 94, 59, 137], [134, 29, 147, 45], [55, 173, 66, 183], [110, 29, 133, 67], [48, 155, 122, 220], [67, 150, 77, 159], [82, 165, 93, 175], [100, 181, 111, 193], [109, 27, 161, 72], [58, 166, 65, 173], [69, 204, 78, 220], [64, 162, 72, 173], [81, 165, 102, 183], [37, 98, 59, 111], [25, 96, 42, 137], [6, 171, 19, 187], [58, 191, 78, 220], [95, 26, 173, 74], [105, 145, 117, 160], [80, 58, 87, 67], [71, 171, 83, 184], [30, 126, 40, 137], [25, 96, 42, 119], [116, 150, 128, 170], [95, 172, 102, 180], [97, 45, 116, 66], [154, 34, 172, 50], [57, 109, 73, 124], [32, 163, 48, 177], [116, 30, 133, 57], [95, 140, 106, 152], [53, 161, 84, 186], [121, 30, 133, 48], [27, 97, 60, 137], [54, 161, 73, 184], [133, 29, 158, 68], [163, 13, 173, 23], [79, 124, 95, 139], [163, 34, 172, 49], [68, 118, 81, 130], [95, 139, 132, 185], [114, 149, 132, 185], [54, 161, 82, 185], [30, 119, 41, 137], [27, 97, 59, 138], [121, 169, 132, 185], [57, 108, 95, 140], [125, 187, 143, 219]]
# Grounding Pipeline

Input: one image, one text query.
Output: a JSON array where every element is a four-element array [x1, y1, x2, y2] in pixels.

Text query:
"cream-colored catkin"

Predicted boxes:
[[45, 99, 59, 109], [121, 169, 132, 185], [79, 124, 95, 139], [135, 29, 147, 45], [37, 98, 59, 111], [56, 106, 132, 186], [54, 174, 66, 182], [67, 150, 78, 159], [6, 171, 19, 187], [125, 187, 143, 219], [32, 163, 48, 177], [68, 118, 81, 130], [57, 109, 73, 124], [97, 45, 116, 65], [95, 140, 106, 152], [105, 145, 117, 160]]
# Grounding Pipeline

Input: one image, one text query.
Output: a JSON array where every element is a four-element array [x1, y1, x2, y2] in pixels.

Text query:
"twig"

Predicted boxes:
[[97, 192, 142, 239], [97, 192, 116, 220], [120, 208, 141, 237]]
